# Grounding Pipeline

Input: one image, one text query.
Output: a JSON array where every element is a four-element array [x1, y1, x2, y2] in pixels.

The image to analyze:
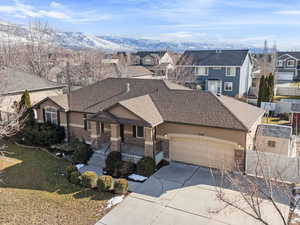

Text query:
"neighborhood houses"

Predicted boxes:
[[1, 8, 300, 225]]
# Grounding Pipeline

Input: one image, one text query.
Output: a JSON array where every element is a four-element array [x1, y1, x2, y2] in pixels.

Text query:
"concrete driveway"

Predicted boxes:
[[97, 162, 289, 225]]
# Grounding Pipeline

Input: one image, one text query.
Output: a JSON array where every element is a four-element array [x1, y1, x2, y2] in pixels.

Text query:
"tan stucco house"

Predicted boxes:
[[0, 67, 65, 121], [34, 78, 265, 171]]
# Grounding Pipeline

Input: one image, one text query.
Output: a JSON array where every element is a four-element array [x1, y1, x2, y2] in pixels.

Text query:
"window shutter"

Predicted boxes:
[[57, 110, 60, 126], [42, 109, 46, 122], [132, 125, 136, 137], [83, 114, 87, 130]]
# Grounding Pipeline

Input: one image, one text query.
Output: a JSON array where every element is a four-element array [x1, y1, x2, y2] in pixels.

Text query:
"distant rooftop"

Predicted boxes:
[[177, 49, 249, 66], [257, 124, 292, 139], [278, 51, 300, 60], [0, 67, 65, 95]]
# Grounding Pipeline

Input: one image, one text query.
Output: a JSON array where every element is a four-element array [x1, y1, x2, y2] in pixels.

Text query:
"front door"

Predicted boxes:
[[120, 124, 124, 142], [207, 80, 222, 94]]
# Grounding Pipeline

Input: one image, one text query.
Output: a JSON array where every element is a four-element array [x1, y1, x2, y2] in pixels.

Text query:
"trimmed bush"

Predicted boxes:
[[136, 157, 156, 177], [106, 151, 122, 171], [81, 171, 98, 188], [114, 179, 128, 195], [118, 161, 136, 178], [19, 123, 65, 147], [71, 139, 93, 164], [97, 175, 114, 192], [69, 171, 81, 185], [66, 165, 78, 179]]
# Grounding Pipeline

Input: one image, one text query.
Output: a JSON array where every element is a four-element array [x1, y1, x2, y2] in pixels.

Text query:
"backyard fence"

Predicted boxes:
[[246, 150, 300, 183], [276, 86, 300, 96]]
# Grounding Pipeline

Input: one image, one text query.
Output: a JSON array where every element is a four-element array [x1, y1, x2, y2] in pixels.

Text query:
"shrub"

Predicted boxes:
[[66, 165, 78, 179], [69, 171, 81, 185], [118, 161, 136, 178], [136, 157, 156, 177], [71, 139, 93, 164], [106, 151, 122, 171], [114, 179, 128, 195], [279, 113, 290, 121], [19, 123, 65, 147], [81, 171, 98, 188], [97, 175, 114, 192]]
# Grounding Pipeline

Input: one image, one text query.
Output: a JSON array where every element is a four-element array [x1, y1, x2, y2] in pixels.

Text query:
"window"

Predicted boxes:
[[45, 107, 58, 125], [224, 82, 233, 91], [101, 123, 105, 133], [268, 140, 276, 148], [83, 114, 91, 131], [133, 126, 144, 138], [213, 67, 222, 70], [195, 67, 208, 76], [277, 60, 283, 67], [287, 60, 295, 67], [226, 67, 237, 76]]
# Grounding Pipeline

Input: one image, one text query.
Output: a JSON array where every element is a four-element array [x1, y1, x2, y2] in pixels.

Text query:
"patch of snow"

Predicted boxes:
[[105, 195, 124, 209], [76, 164, 85, 169], [128, 174, 148, 182]]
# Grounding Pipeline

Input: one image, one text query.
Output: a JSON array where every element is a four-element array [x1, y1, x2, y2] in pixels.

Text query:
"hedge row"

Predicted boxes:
[[66, 166, 128, 194]]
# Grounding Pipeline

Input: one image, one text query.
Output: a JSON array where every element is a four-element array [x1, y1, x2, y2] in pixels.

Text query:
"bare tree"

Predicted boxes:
[[24, 20, 58, 78], [210, 150, 295, 225]]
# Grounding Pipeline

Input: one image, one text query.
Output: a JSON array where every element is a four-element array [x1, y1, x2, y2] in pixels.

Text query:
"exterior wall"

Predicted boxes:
[[239, 54, 252, 97], [142, 56, 156, 66], [195, 66, 241, 97], [123, 124, 144, 146], [109, 105, 141, 120], [255, 135, 291, 156], [157, 122, 247, 148], [160, 53, 173, 65]]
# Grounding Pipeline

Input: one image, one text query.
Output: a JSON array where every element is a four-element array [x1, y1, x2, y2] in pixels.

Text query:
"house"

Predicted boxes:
[[34, 78, 264, 171], [0, 67, 65, 121], [255, 124, 295, 157], [174, 49, 253, 97], [131, 51, 179, 78], [276, 52, 300, 81]]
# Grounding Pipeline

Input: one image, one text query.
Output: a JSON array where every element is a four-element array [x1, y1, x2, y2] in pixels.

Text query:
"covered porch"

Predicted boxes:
[[89, 111, 165, 164]]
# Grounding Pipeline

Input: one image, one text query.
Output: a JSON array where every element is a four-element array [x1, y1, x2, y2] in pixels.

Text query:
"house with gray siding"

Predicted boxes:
[[175, 49, 252, 97], [276, 52, 300, 81]]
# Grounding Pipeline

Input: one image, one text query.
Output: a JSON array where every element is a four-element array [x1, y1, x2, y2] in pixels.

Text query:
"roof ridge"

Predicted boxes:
[[209, 92, 248, 131]]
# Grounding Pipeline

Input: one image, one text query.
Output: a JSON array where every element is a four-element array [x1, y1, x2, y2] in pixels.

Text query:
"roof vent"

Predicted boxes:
[[126, 82, 130, 93]]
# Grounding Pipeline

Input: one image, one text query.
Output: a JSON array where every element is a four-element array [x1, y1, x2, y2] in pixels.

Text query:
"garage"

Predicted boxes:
[[277, 72, 294, 81], [169, 134, 240, 171]]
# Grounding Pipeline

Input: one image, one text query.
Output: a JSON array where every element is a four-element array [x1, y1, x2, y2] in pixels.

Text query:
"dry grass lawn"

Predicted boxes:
[[0, 142, 113, 225]]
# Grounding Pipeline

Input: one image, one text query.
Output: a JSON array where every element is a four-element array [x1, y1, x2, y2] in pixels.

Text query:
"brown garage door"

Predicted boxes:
[[170, 134, 237, 171]]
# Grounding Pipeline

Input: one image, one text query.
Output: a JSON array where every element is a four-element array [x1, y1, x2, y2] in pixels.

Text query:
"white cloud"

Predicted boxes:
[[50, 1, 63, 8], [276, 10, 300, 15], [160, 31, 207, 39], [0, 1, 112, 23]]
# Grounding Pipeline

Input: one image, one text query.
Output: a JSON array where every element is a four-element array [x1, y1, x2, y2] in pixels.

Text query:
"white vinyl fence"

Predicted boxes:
[[246, 150, 300, 183], [276, 86, 300, 96]]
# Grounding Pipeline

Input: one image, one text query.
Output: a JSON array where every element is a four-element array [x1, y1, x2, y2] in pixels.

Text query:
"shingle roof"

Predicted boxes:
[[43, 78, 264, 131], [278, 52, 300, 60], [256, 124, 292, 139], [0, 67, 65, 95], [135, 51, 167, 58], [177, 49, 249, 66], [125, 66, 153, 78]]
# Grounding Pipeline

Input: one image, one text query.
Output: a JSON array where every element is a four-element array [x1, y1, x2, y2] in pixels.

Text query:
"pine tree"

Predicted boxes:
[[268, 73, 274, 101], [257, 75, 265, 107], [19, 90, 35, 126]]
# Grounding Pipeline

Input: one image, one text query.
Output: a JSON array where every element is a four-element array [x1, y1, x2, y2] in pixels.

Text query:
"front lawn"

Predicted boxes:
[[0, 142, 113, 225]]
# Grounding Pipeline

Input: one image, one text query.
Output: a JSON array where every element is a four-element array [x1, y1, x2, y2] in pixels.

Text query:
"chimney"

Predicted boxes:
[[126, 82, 130, 93]]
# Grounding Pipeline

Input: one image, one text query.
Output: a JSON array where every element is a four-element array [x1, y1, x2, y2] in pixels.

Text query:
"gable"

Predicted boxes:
[[108, 104, 142, 121]]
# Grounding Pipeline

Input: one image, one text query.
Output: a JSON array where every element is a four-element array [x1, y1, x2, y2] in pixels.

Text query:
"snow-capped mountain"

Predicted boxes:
[[0, 20, 259, 52]]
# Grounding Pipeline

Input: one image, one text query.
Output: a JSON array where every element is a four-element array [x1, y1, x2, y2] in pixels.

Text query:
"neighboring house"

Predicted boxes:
[[0, 67, 65, 121], [175, 49, 253, 97], [131, 51, 179, 78], [255, 124, 296, 157], [276, 52, 300, 81], [34, 78, 264, 171]]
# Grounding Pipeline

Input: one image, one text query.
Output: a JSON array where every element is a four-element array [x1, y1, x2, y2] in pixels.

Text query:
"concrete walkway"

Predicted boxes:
[[78, 151, 105, 176], [97, 162, 289, 225]]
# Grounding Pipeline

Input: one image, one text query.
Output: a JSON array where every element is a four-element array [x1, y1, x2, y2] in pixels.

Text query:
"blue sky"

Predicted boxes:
[[0, 0, 300, 49]]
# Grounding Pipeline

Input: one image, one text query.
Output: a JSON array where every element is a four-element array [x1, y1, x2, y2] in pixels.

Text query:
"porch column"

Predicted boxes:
[[144, 127, 155, 158], [91, 121, 101, 149], [110, 123, 121, 152]]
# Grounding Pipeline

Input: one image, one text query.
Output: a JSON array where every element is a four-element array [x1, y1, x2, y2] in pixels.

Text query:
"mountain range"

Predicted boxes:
[[0, 20, 262, 53]]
